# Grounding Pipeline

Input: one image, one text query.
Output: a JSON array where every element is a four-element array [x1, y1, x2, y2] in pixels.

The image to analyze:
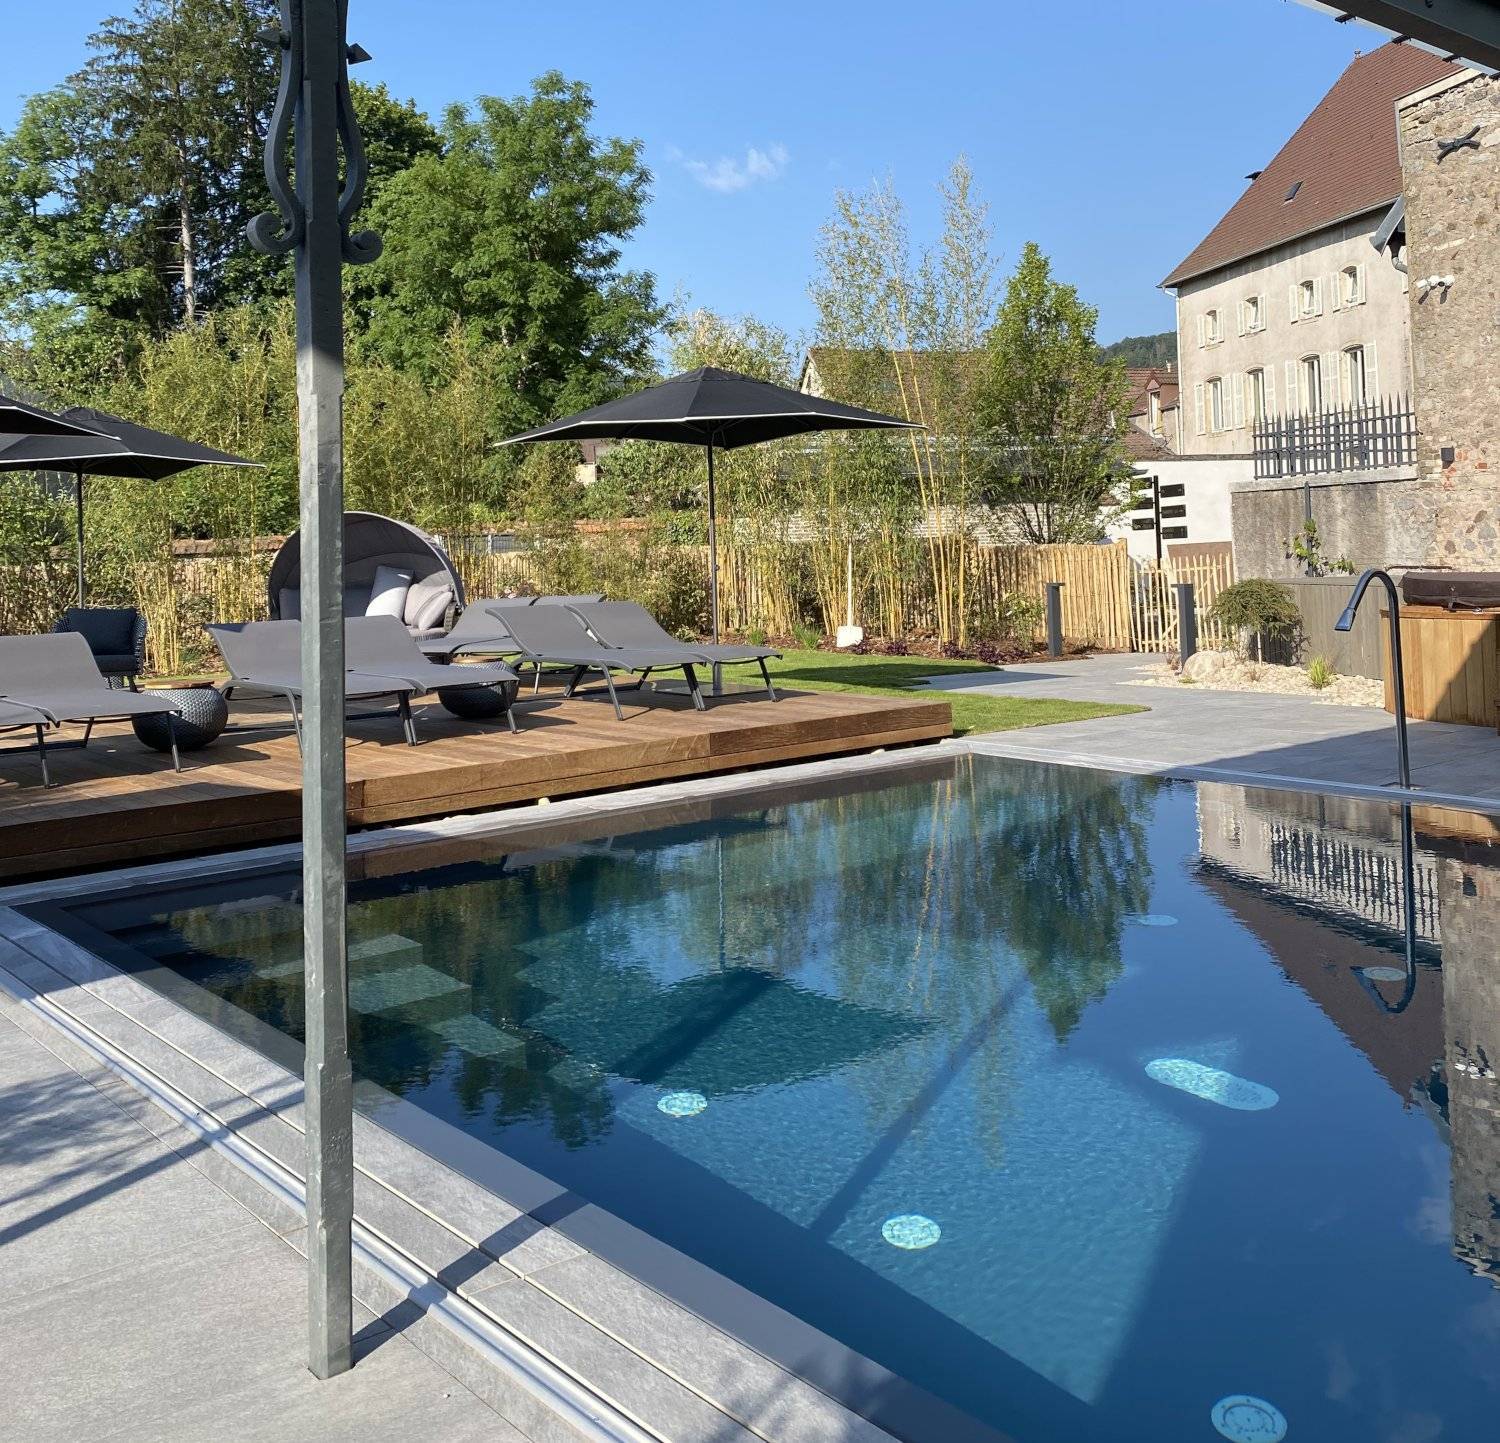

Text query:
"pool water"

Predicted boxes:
[[61, 757, 1500, 1442]]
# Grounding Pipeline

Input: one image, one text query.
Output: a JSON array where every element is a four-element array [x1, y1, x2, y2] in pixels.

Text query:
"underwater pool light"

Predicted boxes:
[[882, 1214, 941, 1250], [1211, 1394, 1287, 1442], [658, 1090, 708, 1117], [1146, 1059, 1279, 1111]]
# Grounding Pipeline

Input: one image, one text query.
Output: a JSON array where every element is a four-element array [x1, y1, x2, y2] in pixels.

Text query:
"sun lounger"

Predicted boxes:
[[344, 615, 522, 734], [489, 603, 709, 719], [571, 601, 781, 700], [419, 597, 536, 661], [207, 619, 428, 748], [0, 632, 183, 785]]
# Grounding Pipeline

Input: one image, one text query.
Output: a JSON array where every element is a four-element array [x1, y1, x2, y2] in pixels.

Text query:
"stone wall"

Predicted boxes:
[[1398, 71, 1500, 569]]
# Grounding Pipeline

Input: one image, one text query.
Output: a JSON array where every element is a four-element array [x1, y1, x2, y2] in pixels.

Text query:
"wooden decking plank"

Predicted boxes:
[[0, 687, 952, 879]]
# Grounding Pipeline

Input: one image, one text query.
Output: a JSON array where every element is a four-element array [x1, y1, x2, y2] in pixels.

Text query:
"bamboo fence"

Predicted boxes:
[[3, 533, 1237, 674]]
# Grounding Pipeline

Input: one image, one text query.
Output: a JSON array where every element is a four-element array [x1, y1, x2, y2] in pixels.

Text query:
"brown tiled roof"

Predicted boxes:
[[1162, 42, 1459, 288], [1125, 367, 1180, 418], [1123, 427, 1177, 462]]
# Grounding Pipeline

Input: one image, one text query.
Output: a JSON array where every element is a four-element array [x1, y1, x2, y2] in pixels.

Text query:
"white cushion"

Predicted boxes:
[[365, 565, 413, 620], [278, 587, 302, 621]]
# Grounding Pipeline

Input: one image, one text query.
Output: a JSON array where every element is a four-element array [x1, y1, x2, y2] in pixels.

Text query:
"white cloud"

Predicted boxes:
[[673, 143, 790, 194]]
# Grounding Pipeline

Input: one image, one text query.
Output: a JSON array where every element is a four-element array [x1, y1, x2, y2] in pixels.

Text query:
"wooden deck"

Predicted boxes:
[[0, 685, 951, 880]]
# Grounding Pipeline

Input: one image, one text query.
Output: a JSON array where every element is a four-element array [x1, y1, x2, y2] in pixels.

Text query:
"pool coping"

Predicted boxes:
[[4, 736, 1493, 1443], [0, 744, 1017, 1443]]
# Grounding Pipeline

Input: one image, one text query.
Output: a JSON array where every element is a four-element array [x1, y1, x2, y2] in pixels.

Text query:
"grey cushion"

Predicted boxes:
[[405, 575, 453, 631], [278, 587, 302, 621], [56, 607, 137, 656], [366, 564, 414, 620]]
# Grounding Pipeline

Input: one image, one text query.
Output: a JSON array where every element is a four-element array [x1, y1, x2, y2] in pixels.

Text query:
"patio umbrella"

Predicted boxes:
[[0, 407, 260, 604], [1, 396, 113, 438], [499, 367, 920, 686]]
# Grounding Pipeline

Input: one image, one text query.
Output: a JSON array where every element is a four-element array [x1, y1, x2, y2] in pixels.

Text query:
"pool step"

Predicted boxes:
[[348, 961, 472, 1024]]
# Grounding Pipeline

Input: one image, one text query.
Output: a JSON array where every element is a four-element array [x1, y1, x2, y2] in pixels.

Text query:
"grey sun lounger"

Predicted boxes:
[[419, 597, 537, 661], [208, 619, 431, 749], [571, 601, 782, 700], [488, 603, 710, 719], [0, 631, 183, 785], [344, 615, 522, 735]]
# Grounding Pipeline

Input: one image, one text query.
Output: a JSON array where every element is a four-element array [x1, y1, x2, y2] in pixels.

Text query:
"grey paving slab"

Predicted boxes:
[[927, 652, 1500, 806], [0, 1013, 529, 1443]]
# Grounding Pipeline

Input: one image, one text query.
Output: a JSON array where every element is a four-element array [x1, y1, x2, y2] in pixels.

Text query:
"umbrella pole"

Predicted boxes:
[[75, 470, 85, 606], [706, 443, 722, 695]]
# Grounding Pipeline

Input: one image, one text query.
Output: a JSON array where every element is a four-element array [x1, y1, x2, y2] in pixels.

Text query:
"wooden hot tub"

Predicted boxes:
[[1382, 603, 1500, 729]]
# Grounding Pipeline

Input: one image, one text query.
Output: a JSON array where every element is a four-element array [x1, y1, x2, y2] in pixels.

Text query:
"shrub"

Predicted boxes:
[[746, 627, 768, 647], [1209, 579, 1300, 661], [791, 620, 823, 650], [1307, 655, 1334, 690]]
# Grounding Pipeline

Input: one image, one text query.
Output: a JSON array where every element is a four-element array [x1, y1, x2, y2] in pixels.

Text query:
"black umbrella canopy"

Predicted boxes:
[[500, 368, 920, 675], [499, 366, 921, 450], [0, 406, 258, 480], [0, 407, 260, 605], [0, 394, 111, 439]]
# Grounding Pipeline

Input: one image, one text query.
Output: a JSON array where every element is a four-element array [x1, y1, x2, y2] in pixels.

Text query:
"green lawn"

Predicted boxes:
[[763, 649, 1145, 737]]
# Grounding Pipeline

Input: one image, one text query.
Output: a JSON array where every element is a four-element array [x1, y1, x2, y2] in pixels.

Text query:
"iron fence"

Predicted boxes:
[[1252, 395, 1417, 479]]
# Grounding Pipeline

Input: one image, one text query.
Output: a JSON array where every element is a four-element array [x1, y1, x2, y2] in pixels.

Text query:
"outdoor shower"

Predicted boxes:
[[1336, 567, 1412, 790]]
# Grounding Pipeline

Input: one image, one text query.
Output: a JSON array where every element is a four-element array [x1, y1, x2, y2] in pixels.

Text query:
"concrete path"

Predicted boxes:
[[925, 651, 1500, 808], [0, 996, 527, 1443]]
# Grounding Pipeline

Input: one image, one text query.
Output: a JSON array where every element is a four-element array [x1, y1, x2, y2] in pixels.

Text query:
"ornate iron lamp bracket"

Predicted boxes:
[[247, 0, 383, 265]]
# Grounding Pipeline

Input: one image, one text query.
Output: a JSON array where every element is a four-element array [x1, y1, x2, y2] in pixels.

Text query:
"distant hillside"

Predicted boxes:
[[1100, 331, 1177, 368]]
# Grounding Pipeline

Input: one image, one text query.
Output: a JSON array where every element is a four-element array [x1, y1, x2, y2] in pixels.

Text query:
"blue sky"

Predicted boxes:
[[2, 1, 1373, 349]]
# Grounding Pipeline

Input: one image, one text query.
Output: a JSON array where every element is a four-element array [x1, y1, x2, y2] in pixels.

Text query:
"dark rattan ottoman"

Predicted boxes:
[[437, 678, 519, 720], [131, 687, 229, 752]]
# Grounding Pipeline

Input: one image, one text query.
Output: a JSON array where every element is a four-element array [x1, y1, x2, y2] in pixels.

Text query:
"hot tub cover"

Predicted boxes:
[[1400, 571, 1500, 611]]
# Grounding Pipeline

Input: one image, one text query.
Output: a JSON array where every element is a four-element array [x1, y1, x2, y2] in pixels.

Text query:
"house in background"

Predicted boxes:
[[1162, 42, 1459, 575]]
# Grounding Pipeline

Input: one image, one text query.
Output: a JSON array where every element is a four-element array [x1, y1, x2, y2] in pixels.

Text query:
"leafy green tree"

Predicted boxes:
[[353, 72, 664, 430], [0, 1, 438, 378], [976, 242, 1132, 543]]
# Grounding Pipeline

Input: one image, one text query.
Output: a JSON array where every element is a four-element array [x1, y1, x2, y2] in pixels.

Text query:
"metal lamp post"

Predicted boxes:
[[247, 0, 381, 1380]]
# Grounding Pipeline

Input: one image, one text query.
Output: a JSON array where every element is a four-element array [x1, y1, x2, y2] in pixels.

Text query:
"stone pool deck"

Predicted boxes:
[[0, 993, 520, 1443], [924, 652, 1500, 811]]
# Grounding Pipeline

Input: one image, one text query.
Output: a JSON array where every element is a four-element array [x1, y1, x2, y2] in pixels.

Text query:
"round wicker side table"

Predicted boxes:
[[131, 687, 230, 752]]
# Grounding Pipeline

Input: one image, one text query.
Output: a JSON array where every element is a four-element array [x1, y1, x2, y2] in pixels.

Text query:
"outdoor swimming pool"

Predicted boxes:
[[46, 756, 1500, 1442]]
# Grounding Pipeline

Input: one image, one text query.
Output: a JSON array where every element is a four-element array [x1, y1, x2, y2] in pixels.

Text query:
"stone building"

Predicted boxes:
[[1395, 66, 1500, 569]]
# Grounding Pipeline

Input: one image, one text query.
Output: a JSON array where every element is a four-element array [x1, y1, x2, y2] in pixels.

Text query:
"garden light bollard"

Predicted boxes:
[[248, 0, 382, 1382], [1175, 582, 1198, 667], [1045, 583, 1065, 658]]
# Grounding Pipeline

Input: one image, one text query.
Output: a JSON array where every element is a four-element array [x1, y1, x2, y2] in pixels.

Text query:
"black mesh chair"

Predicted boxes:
[[53, 607, 148, 689]]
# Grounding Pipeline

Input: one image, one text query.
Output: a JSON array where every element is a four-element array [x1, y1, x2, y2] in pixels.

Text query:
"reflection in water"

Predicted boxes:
[[1197, 782, 1500, 1285]]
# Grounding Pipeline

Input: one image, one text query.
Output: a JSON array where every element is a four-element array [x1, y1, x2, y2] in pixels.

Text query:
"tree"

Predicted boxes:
[[352, 73, 664, 431], [976, 242, 1132, 544], [0, 2, 438, 378]]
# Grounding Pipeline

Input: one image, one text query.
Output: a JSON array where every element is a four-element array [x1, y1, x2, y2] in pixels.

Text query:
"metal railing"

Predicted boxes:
[[1252, 395, 1417, 479]]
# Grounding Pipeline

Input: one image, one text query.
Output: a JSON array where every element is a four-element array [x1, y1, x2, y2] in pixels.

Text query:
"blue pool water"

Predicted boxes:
[[60, 757, 1500, 1441]]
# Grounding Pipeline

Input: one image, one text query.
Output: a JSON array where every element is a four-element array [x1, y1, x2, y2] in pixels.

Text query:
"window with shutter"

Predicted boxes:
[[1264, 365, 1276, 415], [1194, 383, 1205, 435], [1289, 285, 1300, 323], [1365, 341, 1379, 400], [1329, 271, 1342, 313], [1232, 373, 1246, 429], [1236, 302, 1245, 337], [1197, 314, 1206, 348], [1284, 361, 1297, 412], [1323, 351, 1339, 407]]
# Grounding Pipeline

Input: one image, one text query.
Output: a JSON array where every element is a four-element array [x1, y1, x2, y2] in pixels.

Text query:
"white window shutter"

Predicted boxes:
[[1197, 314, 1206, 348], [1288, 285, 1299, 323], [1233, 373, 1246, 429], [1329, 271, 1343, 312], [1356, 264, 1367, 304], [1285, 360, 1297, 412], [1365, 341, 1379, 401], [1312, 277, 1323, 316], [1323, 352, 1339, 406], [1194, 383, 1205, 435], [1236, 301, 1245, 336], [1264, 365, 1276, 415]]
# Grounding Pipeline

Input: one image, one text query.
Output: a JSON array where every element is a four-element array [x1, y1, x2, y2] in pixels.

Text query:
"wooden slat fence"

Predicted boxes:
[[1131, 550, 1237, 654]]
